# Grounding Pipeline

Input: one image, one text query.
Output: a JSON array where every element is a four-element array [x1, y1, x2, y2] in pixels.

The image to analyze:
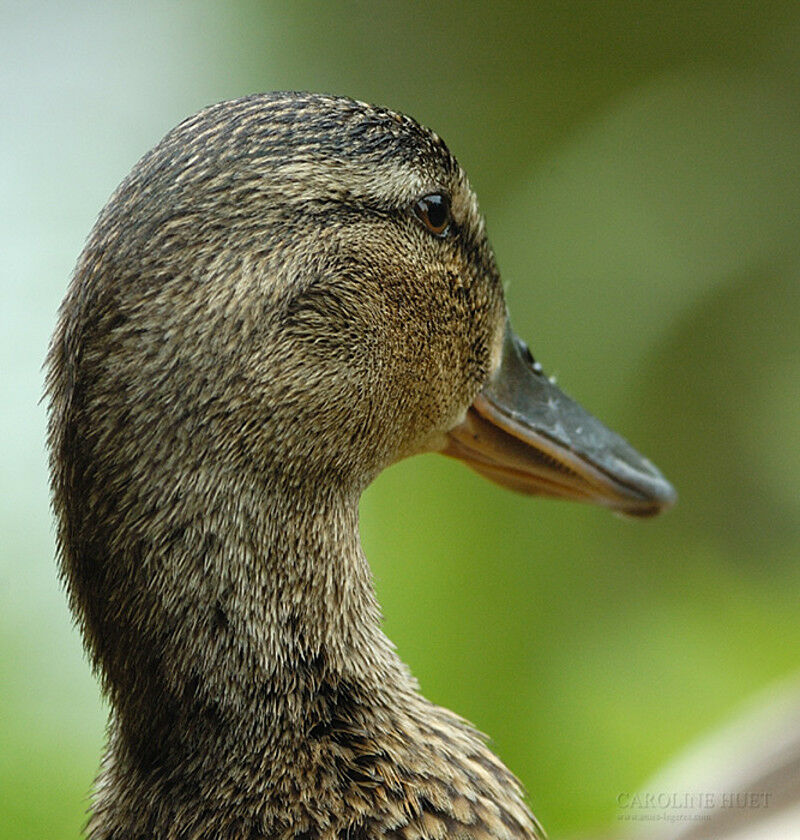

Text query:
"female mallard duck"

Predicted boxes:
[[47, 92, 674, 840]]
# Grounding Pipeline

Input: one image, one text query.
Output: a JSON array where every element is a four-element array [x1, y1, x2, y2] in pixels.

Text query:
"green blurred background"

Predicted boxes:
[[2, 2, 799, 838]]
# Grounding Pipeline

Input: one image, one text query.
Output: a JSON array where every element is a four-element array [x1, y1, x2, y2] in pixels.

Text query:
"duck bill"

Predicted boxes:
[[444, 324, 676, 517]]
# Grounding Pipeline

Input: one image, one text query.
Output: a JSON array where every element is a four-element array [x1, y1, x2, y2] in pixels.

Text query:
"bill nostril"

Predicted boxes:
[[516, 337, 543, 375]]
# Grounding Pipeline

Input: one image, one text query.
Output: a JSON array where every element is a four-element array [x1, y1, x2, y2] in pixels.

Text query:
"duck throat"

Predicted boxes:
[[73, 474, 408, 779]]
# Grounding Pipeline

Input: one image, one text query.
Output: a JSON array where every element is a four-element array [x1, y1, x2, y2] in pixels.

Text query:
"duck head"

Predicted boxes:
[[50, 92, 673, 532]]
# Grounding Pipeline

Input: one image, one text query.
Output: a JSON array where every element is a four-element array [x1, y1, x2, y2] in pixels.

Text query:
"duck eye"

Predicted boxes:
[[413, 193, 451, 237]]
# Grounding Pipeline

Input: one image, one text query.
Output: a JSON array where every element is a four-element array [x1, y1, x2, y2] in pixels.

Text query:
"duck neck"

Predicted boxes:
[[103, 473, 411, 778]]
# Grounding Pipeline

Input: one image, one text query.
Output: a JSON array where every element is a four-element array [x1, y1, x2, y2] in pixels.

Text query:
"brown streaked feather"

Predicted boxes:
[[47, 92, 544, 839]]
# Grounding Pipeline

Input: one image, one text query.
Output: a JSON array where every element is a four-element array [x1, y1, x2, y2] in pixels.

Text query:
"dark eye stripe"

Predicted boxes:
[[413, 193, 451, 237]]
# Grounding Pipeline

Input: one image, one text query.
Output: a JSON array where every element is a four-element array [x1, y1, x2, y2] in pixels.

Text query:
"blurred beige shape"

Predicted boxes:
[[614, 676, 800, 840]]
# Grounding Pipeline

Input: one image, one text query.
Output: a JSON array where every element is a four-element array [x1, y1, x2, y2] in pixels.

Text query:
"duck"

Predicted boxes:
[[46, 91, 675, 840]]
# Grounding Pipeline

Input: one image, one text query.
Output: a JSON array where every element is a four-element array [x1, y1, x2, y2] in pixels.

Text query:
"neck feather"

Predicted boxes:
[[76, 472, 412, 778]]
